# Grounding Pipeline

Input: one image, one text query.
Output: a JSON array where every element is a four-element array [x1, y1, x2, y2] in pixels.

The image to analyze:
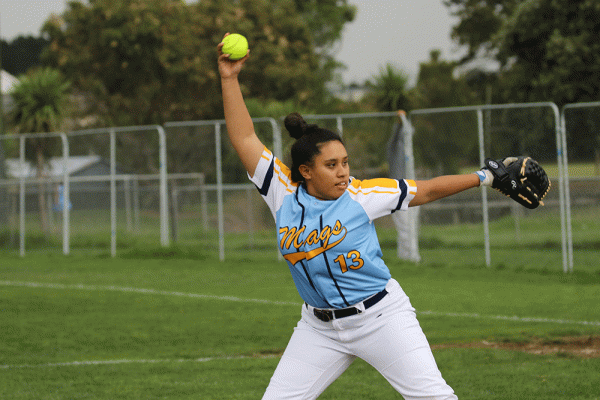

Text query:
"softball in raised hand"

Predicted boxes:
[[221, 33, 248, 60]]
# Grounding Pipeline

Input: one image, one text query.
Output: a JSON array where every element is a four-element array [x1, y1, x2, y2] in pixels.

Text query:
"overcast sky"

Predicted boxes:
[[1, 0, 465, 84]]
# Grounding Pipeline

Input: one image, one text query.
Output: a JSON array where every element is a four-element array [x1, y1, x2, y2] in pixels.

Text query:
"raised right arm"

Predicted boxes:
[[218, 35, 264, 177]]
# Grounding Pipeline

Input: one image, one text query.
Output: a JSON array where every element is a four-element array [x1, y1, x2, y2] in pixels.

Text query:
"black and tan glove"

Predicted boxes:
[[476, 156, 551, 209]]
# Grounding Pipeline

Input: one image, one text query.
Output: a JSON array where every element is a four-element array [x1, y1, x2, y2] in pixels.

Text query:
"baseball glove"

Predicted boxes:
[[483, 156, 551, 209]]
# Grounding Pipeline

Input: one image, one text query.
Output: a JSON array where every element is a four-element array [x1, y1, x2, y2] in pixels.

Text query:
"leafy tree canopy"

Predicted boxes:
[[1, 36, 49, 76], [495, 0, 600, 105], [443, 0, 519, 61], [409, 50, 479, 174], [410, 50, 478, 110], [444, 0, 600, 105], [11, 67, 71, 135], [365, 64, 409, 112], [41, 0, 355, 126]]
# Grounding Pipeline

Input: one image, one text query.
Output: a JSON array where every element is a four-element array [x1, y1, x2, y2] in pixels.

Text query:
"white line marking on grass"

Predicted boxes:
[[418, 311, 600, 327], [2, 280, 600, 327], [0, 280, 298, 306], [0, 354, 278, 370]]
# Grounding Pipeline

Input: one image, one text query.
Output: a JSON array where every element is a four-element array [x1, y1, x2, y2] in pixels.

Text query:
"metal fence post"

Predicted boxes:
[[156, 125, 170, 247], [110, 128, 117, 257], [215, 122, 225, 261], [476, 108, 491, 267], [19, 135, 25, 257], [59, 133, 70, 255]]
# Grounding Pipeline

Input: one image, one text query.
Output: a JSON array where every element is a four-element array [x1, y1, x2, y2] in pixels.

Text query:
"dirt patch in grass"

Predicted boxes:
[[433, 336, 600, 358]]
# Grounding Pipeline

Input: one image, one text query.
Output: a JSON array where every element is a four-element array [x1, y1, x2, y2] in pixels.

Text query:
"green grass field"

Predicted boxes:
[[2, 208, 600, 399]]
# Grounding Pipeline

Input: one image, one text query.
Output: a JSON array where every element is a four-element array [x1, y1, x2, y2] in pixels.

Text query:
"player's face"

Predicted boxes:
[[302, 140, 349, 201]]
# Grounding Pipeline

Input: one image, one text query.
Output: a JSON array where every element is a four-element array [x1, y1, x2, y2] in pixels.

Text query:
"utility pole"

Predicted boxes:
[[0, 14, 4, 138], [0, 17, 9, 224]]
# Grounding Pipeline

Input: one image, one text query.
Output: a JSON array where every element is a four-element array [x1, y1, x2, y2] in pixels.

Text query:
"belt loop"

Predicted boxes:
[[355, 302, 366, 313]]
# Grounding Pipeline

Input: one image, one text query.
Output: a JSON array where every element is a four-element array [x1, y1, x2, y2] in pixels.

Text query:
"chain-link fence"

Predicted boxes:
[[409, 103, 567, 270], [561, 102, 600, 272], [164, 118, 281, 260], [1, 102, 598, 273], [0, 126, 169, 256], [0, 131, 70, 256]]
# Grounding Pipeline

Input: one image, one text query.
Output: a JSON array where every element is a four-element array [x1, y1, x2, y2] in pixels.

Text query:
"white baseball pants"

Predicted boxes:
[[262, 278, 458, 400]]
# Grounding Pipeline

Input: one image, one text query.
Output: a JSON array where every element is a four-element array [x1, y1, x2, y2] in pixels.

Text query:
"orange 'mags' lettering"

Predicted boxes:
[[332, 220, 343, 235], [305, 230, 320, 246], [280, 220, 349, 264], [293, 226, 306, 248], [279, 226, 305, 250]]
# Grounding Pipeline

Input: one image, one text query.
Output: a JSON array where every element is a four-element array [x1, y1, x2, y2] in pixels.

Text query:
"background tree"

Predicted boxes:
[[196, 0, 355, 110], [41, 0, 355, 176], [494, 0, 600, 106], [42, 0, 215, 127], [409, 50, 479, 174], [10, 68, 71, 233], [42, 0, 355, 127], [1, 36, 49, 76], [292, 0, 356, 107], [443, 0, 519, 62], [0, 43, 7, 224], [444, 0, 600, 106], [364, 64, 409, 112], [409, 50, 477, 110], [293, 0, 356, 50], [444, 0, 600, 169]]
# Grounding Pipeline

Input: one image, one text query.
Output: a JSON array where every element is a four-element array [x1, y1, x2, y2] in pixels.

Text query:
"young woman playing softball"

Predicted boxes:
[[218, 34, 483, 400]]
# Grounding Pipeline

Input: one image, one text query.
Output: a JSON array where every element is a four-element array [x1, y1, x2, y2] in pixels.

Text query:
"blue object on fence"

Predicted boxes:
[[53, 184, 72, 212]]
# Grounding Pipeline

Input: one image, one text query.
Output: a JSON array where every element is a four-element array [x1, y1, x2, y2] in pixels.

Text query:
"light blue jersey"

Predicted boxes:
[[249, 148, 417, 309]]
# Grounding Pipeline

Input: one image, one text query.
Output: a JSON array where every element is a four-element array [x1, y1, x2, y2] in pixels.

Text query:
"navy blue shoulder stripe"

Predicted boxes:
[[254, 158, 275, 196], [393, 179, 408, 212]]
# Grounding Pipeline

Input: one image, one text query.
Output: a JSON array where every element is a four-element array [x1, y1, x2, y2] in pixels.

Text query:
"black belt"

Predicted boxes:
[[310, 289, 388, 322]]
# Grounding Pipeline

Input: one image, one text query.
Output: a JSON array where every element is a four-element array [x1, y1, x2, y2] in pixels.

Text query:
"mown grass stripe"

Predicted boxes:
[[2, 280, 599, 327]]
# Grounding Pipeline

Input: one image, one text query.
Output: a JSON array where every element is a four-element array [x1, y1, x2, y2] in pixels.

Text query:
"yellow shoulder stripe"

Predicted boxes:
[[274, 155, 298, 191], [260, 147, 272, 162], [350, 178, 399, 190], [275, 158, 292, 176]]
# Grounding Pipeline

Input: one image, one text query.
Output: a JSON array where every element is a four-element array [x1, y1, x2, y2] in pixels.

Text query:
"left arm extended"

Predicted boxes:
[[409, 174, 480, 207]]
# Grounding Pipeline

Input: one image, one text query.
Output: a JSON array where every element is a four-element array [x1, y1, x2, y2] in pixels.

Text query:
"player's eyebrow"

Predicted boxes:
[[323, 156, 348, 163]]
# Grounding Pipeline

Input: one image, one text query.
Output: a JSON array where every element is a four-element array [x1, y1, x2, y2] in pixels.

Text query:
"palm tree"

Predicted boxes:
[[366, 63, 410, 112], [11, 67, 71, 233]]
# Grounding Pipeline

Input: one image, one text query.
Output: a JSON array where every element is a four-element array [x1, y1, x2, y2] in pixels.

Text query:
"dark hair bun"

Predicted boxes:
[[284, 113, 306, 139], [284, 112, 317, 140]]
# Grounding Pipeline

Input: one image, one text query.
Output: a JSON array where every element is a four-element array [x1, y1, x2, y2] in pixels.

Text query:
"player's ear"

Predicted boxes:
[[299, 164, 311, 181]]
